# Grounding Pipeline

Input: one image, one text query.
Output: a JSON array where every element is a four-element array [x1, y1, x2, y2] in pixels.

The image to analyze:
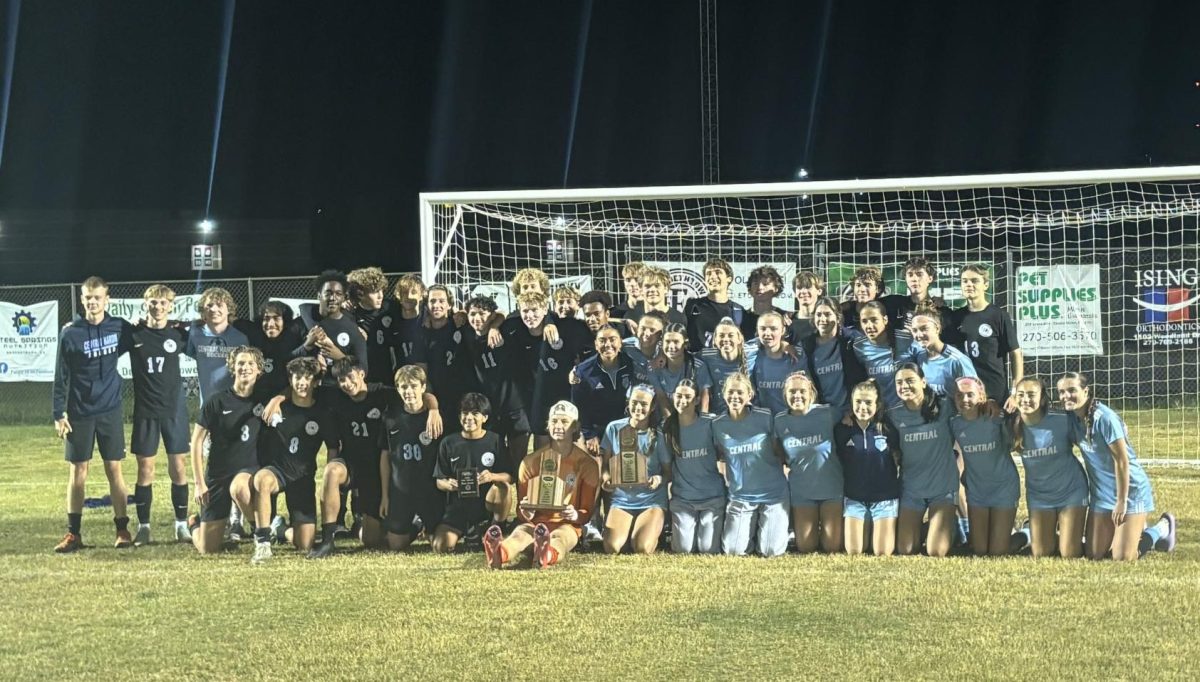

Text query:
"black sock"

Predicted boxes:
[[255, 527, 272, 544], [115, 516, 130, 532], [67, 513, 82, 536], [171, 483, 189, 521], [134, 484, 152, 525], [323, 524, 338, 543]]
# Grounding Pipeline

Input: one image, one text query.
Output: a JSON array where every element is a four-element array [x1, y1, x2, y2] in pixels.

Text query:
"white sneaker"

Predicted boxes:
[[174, 521, 193, 543], [229, 503, 244, 530], [270, 515, 288, 544], [134, 524, 151, 547], [251, 542, 273, 565]]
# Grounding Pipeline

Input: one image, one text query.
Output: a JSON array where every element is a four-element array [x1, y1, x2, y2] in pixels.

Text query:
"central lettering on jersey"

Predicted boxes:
[[903, 429, 939, 443], [815, 361, 842, 375], [783, 434, 823, 449], [195, 344, 229, 359], [962, 442, 997, 454], [1022, 445, 1058, 459], [868, 362, 894, 377], [758, 379, 785, 390], [679, 447, 710, 460], [82, 333, 121, 358], [725, 438, 764, 456]]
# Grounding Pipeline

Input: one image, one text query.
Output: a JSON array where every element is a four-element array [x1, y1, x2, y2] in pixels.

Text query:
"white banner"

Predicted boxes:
[[468, 275, 594, 313], [1014, 264, 1103, 356], [0, 300, 60, 382], [646, 261, 797, 312]]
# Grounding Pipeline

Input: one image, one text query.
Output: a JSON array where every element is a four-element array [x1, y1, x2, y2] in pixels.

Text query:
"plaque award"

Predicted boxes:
[[457, 468, 479, 498], [524, 451, 568, 511], [609, 427, 651, 487]]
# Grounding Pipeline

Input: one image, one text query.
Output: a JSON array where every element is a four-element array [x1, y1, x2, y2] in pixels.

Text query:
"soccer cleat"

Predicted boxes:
[[115, 529, 134, 549], [482, 524, 504, 569], [270, 515, 288, 544], [1009, 519, 1031, 554], [175, 520, 193, 543], [1158, 513, 1177, 553], [532, 523, 552, 569], [333, 523, 352, 540], [251, 542, 273, 565], [306, 539, 335, 560], [54, 532, 82, 554], [134, 525, 151, 547]]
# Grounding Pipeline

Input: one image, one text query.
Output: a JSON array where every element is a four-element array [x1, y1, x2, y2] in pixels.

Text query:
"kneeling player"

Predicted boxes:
[[379, 365, 444, 550], [431, 393, 515, 553], [189, 346, 270, 554], [484, 401, 599, 569], [250, 358, 338, 564]]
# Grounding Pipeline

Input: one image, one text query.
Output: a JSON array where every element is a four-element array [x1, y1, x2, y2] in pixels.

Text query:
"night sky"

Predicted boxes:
[[0, 0, 1197, 284]]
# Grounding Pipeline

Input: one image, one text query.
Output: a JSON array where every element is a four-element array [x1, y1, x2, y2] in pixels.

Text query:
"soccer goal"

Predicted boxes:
[[420, 166, 1200, 465]]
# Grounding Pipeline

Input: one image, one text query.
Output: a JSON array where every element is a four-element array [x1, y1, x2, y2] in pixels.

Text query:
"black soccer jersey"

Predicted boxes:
[[260, 400, 338, 482], [625, 302, 687, 329], [387, 310, 428, 374], [254, 324, 306, 397], [130, 324, 189, 419], [198, 386, 274, 478], [530, 317, 590, 433], [786, 316, 817, 345], [432, 431, 511, 506], [328, 383, 393, 466], [460, 329, 522, 415], [882, 294, 948, 332], [380, 403, 440, 495], [683, 297, 752, 352], [354, 301, 402, 385], [500, 317, 543, 415], [950, 303, 1019, 403]]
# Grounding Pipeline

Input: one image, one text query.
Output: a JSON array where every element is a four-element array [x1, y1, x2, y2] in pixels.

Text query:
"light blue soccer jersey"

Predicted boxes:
[[656, 414, 726, 503], [914, 344, 978, 397], [1071, 403, 1154, 512], [752, 348, 806, 415], [848, 329, 915, 409], [887, 396, 959, 499], [698, 344, 758, 415], [651, 355, 713, 399], [1018, 410, 1089, 510], [951, 412, 1019, 508], [712, 408, 787, 505], [602, 417, 668, 511], [773, 405, 843, 502], [621, 338, 657, 387], [810, 336, 849, 416]]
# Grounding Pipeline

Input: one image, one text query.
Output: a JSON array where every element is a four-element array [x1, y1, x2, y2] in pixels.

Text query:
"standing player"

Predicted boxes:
[[623, 311, 667, 387], [530, 295, 591, 449], [423, 284, 471, 432], [610, 262, 646, 322], [52, 276, 135, 552], [499, 291, 550, 459], [571, 327, 635, 455], [840, 266, 886, 331], [128, 284, 193, 544], [295, 270, 368, 384], [306, 357, 394, 558], [651, 323, 712, 412], [186, 287, 251, 405], [250, 357, 339, 564], [797, 297, 865, 419], [460, 295, 528, 463], [658, 380, 725, 554], [483, 401, 601, 569], [775, 372, 843, 553], [347, 267, 401, 385], [1058, 372, 1177, 561], [624, 267, 686, 331], [189, 346, 270, 553], [788, 270, 825, 342], [255, 300, 306, 396], [951, 264, 1023, 410], [684, 258, 751, 352], [743, 265, 788, 333], [750, 311, 805, 414], [882, 257, 948, 331], [847, 301, 916, 409], [1009, 377, 1088, 559], [387, 273, 430, 374], [431, 393, 515, 553], [599, 385, 668, 555], [379, 365, 445, 551], [553, 286, 582, 320], [697, 318, 758, 415], [909, 308, 977, 396], [713, 374, 789, 557]]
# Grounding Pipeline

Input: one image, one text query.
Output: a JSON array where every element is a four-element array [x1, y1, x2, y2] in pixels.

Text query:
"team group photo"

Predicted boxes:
[[1, 1, 1198, 679]]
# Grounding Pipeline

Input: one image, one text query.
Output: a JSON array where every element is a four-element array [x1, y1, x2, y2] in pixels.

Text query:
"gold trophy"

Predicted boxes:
[[524, 451, 569, 511], [608, 427, 651, 487]]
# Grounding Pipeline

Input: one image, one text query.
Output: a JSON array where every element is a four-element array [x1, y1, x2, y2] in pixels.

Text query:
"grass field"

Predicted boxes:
[[2, 424, 1199, 680]]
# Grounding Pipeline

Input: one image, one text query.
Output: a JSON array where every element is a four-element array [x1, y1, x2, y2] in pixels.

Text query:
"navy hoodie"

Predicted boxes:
[[53, 314, 134, 420]]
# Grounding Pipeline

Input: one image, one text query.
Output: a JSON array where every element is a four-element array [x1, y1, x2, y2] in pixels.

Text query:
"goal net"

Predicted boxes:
[[420, 167, 1200, 466]]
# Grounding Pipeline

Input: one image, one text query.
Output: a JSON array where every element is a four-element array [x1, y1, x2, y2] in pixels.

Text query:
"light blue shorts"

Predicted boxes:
[[844, 498, 899, 521], [900, 489, 957, 512], [1027, 491, 1089, 512], [790, 496, 843, 508], [1091, 494, 1155, 516]]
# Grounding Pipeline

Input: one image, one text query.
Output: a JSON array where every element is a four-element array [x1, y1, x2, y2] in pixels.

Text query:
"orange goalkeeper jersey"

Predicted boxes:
[[517, 445, 600, 532]]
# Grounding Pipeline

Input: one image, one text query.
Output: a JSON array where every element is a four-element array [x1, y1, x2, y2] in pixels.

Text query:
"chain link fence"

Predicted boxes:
[[0, 273, 412, 424]]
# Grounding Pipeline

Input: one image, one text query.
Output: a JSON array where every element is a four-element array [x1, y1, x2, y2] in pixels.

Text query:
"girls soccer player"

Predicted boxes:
[[697, 318, 758, 415], [774, 372, 843, 553], [600, 385, 667, 554], [951, 377, 1018, 556], [751, 311, 806, 414], [909, 309, 977, 396], [798, 296, 864, 419], [888, 363, 959, 557], [847, 301, 915, 409], [651, 323, 713, 412], [1057, 372, 1177, 560], [657, 380, 726, 554], [835, 380, 900, 556], [712, 374, 789, 557], [1009, 377, 1088, 558]]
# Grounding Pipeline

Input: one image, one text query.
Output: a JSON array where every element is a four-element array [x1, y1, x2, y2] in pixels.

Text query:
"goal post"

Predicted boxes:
[[420, 165, 1200, 465]]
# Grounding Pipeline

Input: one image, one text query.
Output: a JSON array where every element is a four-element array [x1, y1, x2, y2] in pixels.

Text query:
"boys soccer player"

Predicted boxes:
[[788, 270, 824, 342], [431, 393, 515, 553], [951, 264, 1023, 410], [347, 267, 402, 385], [531, 296, 591, 448], [189, 346, 271, 554], [553, 286, 581, 320], [306, 357, 395, 558], [52, 276, 135, 552], [250, 358, 339, 563], [255, 300, 306, 396], [460, 295, 529, 461], [624, 267, 686, 331], [388, 273, 430, 374], [379, 366, 444, 550], [296, 270, 368, 383], [186, 287, 251, 405], [423, 284, 470, 432], [610, 262, 646, 321], [882, 256, 948, 331], [840, 266, 885, 331], [743, 265, 789, 333], [684, 258, 751, 352], [483, 401, 600, 569], [129, 284, 192, 544]]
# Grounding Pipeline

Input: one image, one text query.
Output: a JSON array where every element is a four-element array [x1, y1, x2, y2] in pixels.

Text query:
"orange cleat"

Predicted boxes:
[[54, 532, 82, 554]]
